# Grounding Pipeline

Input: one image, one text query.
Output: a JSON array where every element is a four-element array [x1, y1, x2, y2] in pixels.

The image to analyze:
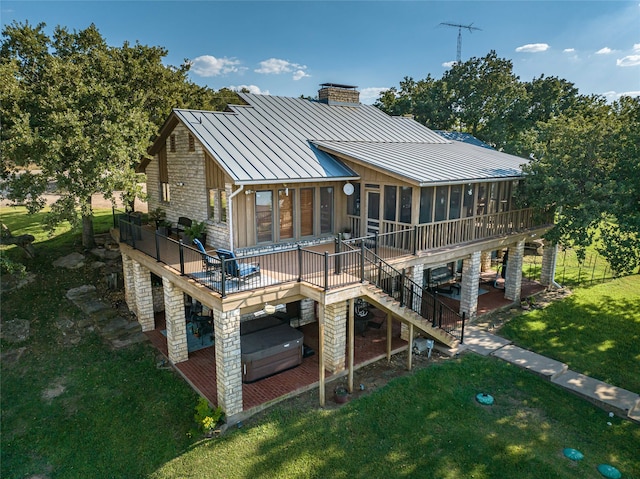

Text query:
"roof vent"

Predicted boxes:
[[318, 83, 360, 106]]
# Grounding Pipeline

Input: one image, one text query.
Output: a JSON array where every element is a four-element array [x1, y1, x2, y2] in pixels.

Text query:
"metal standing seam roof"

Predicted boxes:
[[312, 140, 526, 186], [170, 93, 527, 185]]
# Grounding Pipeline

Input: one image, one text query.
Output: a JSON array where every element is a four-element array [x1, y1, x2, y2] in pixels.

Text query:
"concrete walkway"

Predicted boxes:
[[459, 325, 640, 423]]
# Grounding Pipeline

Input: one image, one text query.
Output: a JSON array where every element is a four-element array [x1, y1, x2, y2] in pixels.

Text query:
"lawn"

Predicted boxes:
[[2, 206, 639, 479], [499, 275, 640, 394]]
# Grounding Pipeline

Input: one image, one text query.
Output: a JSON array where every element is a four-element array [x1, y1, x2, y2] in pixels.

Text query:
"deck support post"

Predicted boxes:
[[163, 277, 188, 363], [318, 303, 325, 407], [406, 323, 414, 371], [386, 312, 393, 362], [347, 299, 354, 393]]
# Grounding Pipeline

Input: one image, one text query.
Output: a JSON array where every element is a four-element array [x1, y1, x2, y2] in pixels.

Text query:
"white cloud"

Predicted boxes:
[[515, 43, 550, 53], [603, 90, 640, 101], [595, 47, 614, 55], [634, 43, 640, 52], [255, 58, 309, 80], [359, 87, 389, 105], [563, 48, 575, 53], [616, 54, 640, 67], [442, 60, 457, 68], [228, 85, 269, 95], [190, 55, 242, 77], [293, 69, 311, 81]]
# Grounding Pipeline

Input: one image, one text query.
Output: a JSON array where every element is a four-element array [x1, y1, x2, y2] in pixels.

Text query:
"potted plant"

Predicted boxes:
[[334, 386, 349, 404], [157, 219, 172, 236], [342, 227, 352, 240], [184, 220, 207, 245], [148, 207, 166, 229]]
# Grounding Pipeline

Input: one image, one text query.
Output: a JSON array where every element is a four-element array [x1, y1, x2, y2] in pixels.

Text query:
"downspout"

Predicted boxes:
[[227, 185, 244, 252]]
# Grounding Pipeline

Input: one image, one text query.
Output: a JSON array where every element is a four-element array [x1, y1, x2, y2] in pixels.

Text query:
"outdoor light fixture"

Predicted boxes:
[[263, 303, 276, 315], [245, 189, 255, 195], [343, 182, 354, 196], [175, 182, 185, 187]]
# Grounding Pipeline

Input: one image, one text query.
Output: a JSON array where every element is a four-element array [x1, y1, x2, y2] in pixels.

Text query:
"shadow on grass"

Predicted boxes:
[[158, 355, 640, 479]]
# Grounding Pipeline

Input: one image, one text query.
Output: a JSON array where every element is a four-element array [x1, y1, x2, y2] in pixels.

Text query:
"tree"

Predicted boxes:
[[441, 51, 528, 151], [1, 22, 231, 248], [520, 95, 640, 274]]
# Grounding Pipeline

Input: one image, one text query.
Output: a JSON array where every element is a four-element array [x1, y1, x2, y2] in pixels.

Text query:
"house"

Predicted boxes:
[[122, 83, 556, 421]]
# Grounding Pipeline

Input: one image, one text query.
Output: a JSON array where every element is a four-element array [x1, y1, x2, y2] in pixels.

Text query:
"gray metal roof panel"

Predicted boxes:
[[171, 94, 523, 185], [312, 140, 527, 185]]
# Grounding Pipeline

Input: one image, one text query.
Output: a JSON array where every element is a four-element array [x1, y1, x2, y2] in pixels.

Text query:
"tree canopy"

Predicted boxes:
[[1, 21, 238, 247], [376, 53, 640, 274]]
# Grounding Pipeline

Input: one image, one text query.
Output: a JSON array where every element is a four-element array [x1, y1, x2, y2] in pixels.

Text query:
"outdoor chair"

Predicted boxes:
[[216, 248, 260, 282], [193, 238, 217, 272]]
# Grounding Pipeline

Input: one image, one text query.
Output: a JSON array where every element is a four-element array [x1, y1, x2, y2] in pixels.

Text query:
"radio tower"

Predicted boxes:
[[440, 22, 482, 63]]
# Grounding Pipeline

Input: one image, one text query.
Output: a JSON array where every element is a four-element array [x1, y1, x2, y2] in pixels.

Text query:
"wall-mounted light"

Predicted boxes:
[[263, 303, 276, 315], [245, 189, 255, 195], [175, 182, 185, 187]]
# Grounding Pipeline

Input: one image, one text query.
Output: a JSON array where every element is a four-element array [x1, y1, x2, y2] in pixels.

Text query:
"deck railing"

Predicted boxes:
[[119, 219, 466, 339]]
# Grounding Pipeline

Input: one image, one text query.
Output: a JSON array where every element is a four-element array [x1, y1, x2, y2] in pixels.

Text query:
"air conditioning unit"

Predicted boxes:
[[413, 338, 434, 357]]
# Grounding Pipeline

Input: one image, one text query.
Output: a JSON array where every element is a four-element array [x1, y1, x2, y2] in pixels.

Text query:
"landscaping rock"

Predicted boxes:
[[53, 252, 85, 269], [1, 318, 30, 342]]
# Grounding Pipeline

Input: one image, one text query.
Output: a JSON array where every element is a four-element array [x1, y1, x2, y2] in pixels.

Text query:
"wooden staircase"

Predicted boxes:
[[362, 284, 459, 348]]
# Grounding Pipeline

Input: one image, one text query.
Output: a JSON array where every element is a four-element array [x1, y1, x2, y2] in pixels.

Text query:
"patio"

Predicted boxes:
[[144, 271, 544, 415]]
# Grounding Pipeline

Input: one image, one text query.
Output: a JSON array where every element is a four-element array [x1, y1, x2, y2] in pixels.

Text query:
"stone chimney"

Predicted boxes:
[[317, 83, 360, 105]]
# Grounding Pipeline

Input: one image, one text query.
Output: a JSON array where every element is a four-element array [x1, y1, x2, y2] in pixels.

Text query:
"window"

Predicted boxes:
[[419, 187, 434, 223], [320, 187, 333, 234], [400, 186, 412, 223], [220, 190, 227, 222], [158, 145, 170, 203], [347, 182, 361, 216], [476, 184, 487, 215], [463, 184, 475, 217], [278, 189, 294, 240], [449, 185, 462, 220], [161, 183, 171, 203], [300, 188, 314, 236], [188, 134, 195, 152], [498, 181, 510, 212], [384, 186, 397, 221], [255, 191, 273, 243], [209, 189, 227, 222], [169, 134, 176, 152], [435, 186, 448, 222]]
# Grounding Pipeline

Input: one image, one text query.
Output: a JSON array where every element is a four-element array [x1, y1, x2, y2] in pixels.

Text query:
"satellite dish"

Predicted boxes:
[[343, 183, 354, 196]]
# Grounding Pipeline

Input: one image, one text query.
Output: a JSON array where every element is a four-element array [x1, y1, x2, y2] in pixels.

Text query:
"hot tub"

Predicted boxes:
[[241, 318, 304, 383]]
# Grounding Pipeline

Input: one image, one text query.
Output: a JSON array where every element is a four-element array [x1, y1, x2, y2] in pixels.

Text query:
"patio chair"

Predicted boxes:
[[216, 248, 260, 282], [193, 238, 217, 272]]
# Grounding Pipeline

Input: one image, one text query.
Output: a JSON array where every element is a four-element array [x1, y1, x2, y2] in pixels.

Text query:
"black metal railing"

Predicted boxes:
[[118, 219, 465, 339], [358, 247, 465, 341]]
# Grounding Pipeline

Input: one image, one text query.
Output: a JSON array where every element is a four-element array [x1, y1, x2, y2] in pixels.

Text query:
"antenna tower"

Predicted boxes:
[[440, 22, 482, 63]]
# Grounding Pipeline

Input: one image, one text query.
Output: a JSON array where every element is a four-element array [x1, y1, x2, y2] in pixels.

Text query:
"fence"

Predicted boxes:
[[522, 246, 617, 287]]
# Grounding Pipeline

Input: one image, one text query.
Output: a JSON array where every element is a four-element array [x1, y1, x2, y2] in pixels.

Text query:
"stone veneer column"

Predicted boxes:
[[132, 260, 154, 331], [121, 253, 136, 315], [460, 251, 482, 320], [323, 302, 347, 373], [162, 277, 188, 363], [213, 308, 243, 417], [505, 239, 525, 302], [299, 299, 316, 326], [540, 240, 558, 288], [480, 251, 492, 272]]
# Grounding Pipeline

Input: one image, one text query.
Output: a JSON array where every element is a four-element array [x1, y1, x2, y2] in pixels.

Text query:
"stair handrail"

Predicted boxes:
[[344, 238, 464, 340]]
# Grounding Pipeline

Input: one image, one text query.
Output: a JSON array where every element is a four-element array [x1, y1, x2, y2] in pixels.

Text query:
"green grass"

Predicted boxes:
[[2, 207, 639, 479], [522, 247, 618, 288], [499, 275, 640, 394], [152, 355, 639, 479]]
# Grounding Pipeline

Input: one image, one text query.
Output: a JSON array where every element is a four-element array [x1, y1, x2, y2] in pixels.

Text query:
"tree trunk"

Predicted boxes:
[[81, 196, 95, 249], [1, 224, 36, 258]]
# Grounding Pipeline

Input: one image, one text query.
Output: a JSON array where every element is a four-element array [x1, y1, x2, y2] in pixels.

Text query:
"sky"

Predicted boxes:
[[2, 0, 639, 104]]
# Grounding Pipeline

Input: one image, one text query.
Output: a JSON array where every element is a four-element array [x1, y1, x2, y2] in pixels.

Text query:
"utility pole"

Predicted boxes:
[[440, 22, 482, 63]]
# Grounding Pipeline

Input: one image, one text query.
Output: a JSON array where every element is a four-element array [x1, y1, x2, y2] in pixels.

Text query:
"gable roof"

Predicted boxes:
[[146, 92, 528, 186]]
